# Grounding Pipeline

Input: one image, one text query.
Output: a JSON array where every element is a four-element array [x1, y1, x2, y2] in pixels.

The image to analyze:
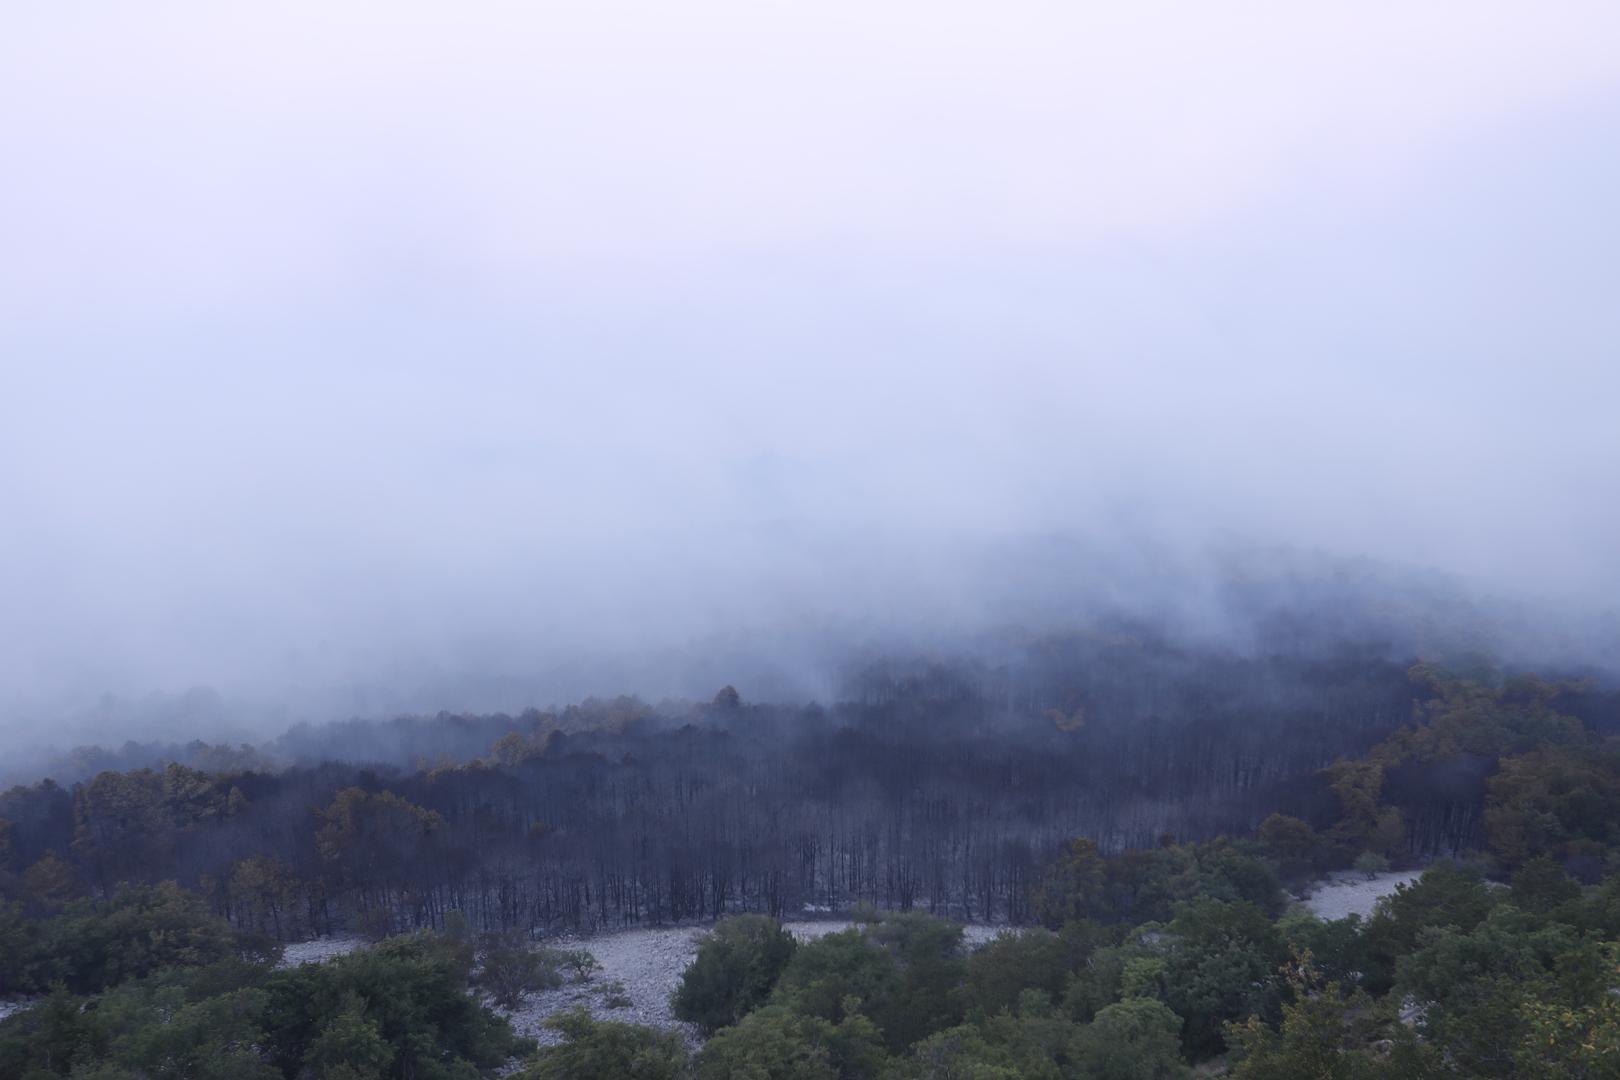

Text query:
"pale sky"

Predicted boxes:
[[2, 2, 1618, 735]]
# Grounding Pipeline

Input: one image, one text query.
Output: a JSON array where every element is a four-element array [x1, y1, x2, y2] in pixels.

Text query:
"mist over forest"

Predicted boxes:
[[6, 533, 1619, 773], [4, 3, 1620, 754], [4, 5, 1620, 1079]]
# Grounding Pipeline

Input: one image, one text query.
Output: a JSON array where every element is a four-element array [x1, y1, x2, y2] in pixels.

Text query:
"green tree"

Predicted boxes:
[[693, 1003, 874, 1080], [1034, 838, 1107, 927], [1225, 956, 1432, 1080], [893, 1023, 1020, 1080], [960, 929, 1070, 1020], [1323, 761, 1405, 860], [262, 931, 528, 1079], [967, 991, 1085, 1080], [21, 852, 80, 907], [673, 914, 797, 1035], [517, 1009, 688, 1080], [315, 788, 445, 912], [1509, 855, 1581, 915], [1573, 870, 1620, 936], [1352, 851, 1391, 879], [1485, 750, 1620, 868], [1258, 814, 1323, 878], [95, 982, 279, 1080], [490, 732, 532, 767], [867, 913, 968, 1051], [1063, 931, 1163, 1023], [1072, 996, 1188, 1080], [228, 855, 300, 939], [1277, 912, 1373, 994], [1189, 842, 1286, 916], [775, 928, 898, 1029], [1160, 899, 1285, 1057], [1393, 906, 1607, 1077], [38, 881, 236, 993], [0, 986, 91, 1077], [1361, 861, 1497, 992], [772, 915, 967, 1054], [473, 932, 563, 1009], [0, 901, 39, 994], [305, 992, 396, 1080], [1516, 962, 1620, 1080]]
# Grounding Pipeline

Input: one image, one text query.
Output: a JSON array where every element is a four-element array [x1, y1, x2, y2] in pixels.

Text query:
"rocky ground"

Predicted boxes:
[[1298, 869, 1423, 920], [0, 881, 1427, 1042], [498, 926, 706, 1053], [277, 934, 369, 967], [0, 918, 1006, 1058], [495, 919, 1008, 1055]]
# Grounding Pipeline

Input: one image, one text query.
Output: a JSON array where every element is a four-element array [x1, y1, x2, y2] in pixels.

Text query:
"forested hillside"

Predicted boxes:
[[5, 642, 1620, 1077], [0, 633, 1526, 935], [5, 638, 1619, 938]]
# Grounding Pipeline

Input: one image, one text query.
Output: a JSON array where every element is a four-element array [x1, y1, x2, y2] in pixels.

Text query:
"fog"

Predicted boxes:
[[3, 3, 1619, 748]]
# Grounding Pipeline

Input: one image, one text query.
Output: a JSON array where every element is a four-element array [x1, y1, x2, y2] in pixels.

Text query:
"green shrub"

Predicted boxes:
[[1353, 852, 1392, 880], [474, 932, 564, 1008], [672, 914, 797, 1035], [262, 931, 530, 1077], [600, 979, 632, 1009], [694, 1003, 884, 1080], [962, 929, 1071, 1019], [516, 1008, 688, 1080], [1073, 997, 1188, 1080], [563, 948, 601, 981], [1160, 899, 1286, 1057], [36, 882, 236, 994]]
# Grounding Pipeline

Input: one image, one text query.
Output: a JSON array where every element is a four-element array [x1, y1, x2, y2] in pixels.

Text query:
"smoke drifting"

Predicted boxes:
[[2, 3, 1619, 747]]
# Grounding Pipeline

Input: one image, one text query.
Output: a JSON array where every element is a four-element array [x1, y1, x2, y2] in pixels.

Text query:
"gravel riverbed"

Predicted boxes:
[[0, 919, 1007, 1055], [495, 919, 1007, 1053], [0, 883, 1421, 1041], [277, 934, 369, 967], [1299, 869, 1423, 920]]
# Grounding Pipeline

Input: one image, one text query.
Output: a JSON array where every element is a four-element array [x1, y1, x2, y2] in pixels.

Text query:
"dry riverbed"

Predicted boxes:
[[497, 920, 1006, 1052], [0, 919, 1006, 1053], [277, 934, 369, 967], [0, 881, 1424, 1038], [1299, 869, 1423, 920]]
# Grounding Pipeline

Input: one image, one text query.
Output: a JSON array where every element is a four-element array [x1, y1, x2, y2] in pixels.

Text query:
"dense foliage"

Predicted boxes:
[[0, 931, 531, 1079], [3, 650, 1620, 1075], [529, 857, 1620, 1078], [0, 633, 1468, 933], [672, 913, 798, 1034], [480, 663, 1620, 1077]]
